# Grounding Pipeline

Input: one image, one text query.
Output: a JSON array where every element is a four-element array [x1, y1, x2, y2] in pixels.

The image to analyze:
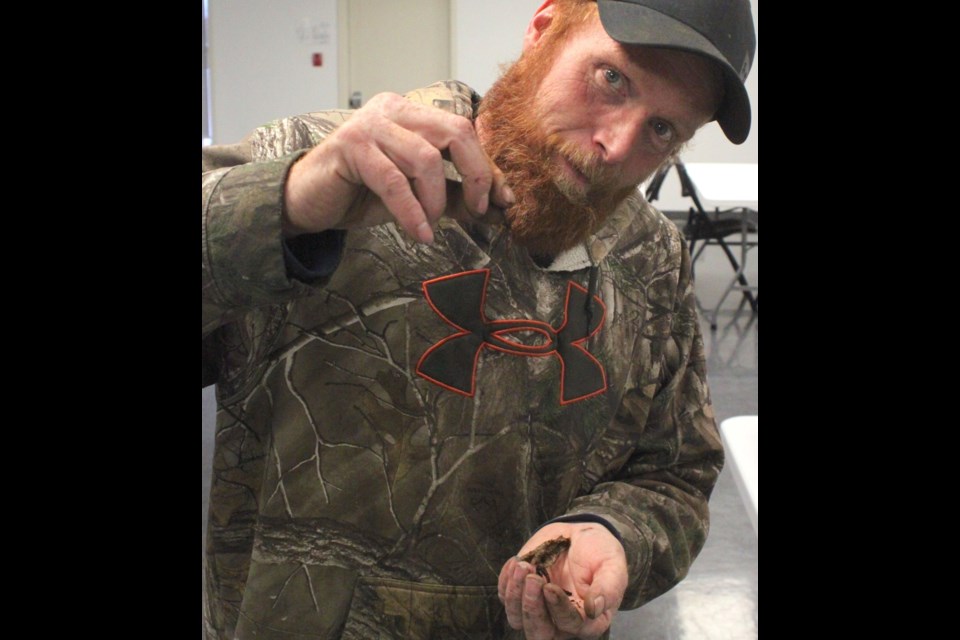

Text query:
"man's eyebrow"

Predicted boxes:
[[609, 49, 643, 87]]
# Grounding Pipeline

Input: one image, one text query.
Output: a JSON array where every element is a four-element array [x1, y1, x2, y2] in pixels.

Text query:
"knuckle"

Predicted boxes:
[[366, 92, 403, 109], [335, 123, 366, 146], [449, 115, 476, 139], [359, 93, 408, 121], [472, 172, 492, 189], [338, 114, 387, 147], [415, 145, 442, 172], [382, 170, 410, 196]]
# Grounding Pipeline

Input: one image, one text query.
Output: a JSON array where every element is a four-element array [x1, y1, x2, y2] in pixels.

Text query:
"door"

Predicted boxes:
[[341, 0, 451, 108]]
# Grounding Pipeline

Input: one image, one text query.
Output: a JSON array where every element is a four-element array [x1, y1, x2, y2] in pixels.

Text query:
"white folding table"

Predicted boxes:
[[682, 163, 759, 328], [719, 415, 758, 536], [682, 163, 758, 206]]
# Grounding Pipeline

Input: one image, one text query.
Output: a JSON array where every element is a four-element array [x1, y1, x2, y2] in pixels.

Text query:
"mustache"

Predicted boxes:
[[547, 135, 623, 192]]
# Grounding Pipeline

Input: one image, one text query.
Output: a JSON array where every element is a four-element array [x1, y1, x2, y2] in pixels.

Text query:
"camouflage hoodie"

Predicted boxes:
[[202, 81, 723, 639]]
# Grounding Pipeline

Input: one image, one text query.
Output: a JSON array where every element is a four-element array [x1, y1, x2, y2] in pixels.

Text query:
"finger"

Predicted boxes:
[[584, 592, 606, 621], [504, 560, 534, 630], [521, 574, 555, 640], [367, 97, 493, 217], [447, 133, 494, 216], [583, 562, 626, 619], [374, 123, 448, 225], [336, 110, 450, 241], [380, 97, 515, 221], [351, 149, 432, 243], [498, 556, 517, 603], [488, 160, 516, 210], [543, 582, 585, 632], [575, 585, 618, 639], [444, 182, 506, 226], [548, 585, 614, 640]]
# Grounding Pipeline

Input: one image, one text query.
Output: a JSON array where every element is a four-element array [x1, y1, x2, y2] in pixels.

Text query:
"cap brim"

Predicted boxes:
[[597, 0, 751, 144]]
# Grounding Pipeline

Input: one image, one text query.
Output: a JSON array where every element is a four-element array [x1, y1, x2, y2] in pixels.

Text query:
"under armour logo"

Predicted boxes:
[[416, 269, 607, 405]]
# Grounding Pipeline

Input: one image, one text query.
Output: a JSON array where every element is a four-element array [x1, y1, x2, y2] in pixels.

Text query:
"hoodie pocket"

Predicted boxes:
[[234, 562, 359, 639], [341, 577, 509, 640]]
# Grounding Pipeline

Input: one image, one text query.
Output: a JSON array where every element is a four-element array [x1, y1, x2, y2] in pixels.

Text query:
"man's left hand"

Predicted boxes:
[[497, 522, 628, 639]]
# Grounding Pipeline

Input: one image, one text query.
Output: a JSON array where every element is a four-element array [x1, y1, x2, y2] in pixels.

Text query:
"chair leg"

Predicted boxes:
[[709, 208, 758, 328], [714, 236, 757, 310]]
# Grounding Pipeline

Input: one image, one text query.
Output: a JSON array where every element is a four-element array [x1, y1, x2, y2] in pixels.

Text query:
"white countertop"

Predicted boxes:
[[683, 162, 758, 208]]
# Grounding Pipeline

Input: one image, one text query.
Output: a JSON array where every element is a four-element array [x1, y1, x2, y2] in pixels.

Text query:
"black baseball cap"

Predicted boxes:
[[596, 0, 756, 144]]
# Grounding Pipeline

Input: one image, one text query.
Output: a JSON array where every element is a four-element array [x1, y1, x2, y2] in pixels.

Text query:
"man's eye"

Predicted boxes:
[[652, 120, 675, 142], [603, 68, 622, 86]]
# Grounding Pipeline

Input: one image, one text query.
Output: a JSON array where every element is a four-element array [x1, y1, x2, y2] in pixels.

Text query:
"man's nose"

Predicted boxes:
[[592, 110, 645, 164]]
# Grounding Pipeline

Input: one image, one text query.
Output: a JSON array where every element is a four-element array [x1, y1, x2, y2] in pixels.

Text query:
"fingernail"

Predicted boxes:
[[543, 587, 559, 605], [523, 574, 542, 597], [502, 185, 516, 205], [592, 596, 605, 618], [513, 565, 526, 581], [416, 221, 434, 244], [479, 192, 489, 214]]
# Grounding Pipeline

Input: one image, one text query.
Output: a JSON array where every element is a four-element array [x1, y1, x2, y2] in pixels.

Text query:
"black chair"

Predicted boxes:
[[644, 160, 758, 329]]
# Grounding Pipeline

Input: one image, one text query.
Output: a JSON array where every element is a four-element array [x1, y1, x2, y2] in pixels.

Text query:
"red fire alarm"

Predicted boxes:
[[312, 53, 323, 67]]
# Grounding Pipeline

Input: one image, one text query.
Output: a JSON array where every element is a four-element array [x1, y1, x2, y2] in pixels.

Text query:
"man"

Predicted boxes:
[[202, 0, 756, 638]]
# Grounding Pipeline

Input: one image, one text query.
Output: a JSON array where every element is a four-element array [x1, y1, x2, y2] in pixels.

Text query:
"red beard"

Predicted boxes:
[[478, 45, 636, 258]]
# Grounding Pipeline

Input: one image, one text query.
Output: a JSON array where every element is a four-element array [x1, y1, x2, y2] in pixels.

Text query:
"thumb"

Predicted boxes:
[[584, 592, 606, 620], [582, 564, 626, 620]]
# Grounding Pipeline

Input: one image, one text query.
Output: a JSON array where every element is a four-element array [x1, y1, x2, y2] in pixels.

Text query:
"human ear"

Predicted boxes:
[[522, 1, 556, 52]]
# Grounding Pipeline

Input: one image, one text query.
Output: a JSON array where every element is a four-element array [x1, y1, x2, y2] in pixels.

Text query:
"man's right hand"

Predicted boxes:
[[282, 92, 514, 242]]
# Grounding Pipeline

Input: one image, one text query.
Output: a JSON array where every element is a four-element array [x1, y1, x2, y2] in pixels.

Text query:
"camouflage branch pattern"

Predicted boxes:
[[202, 81, 723, 639]]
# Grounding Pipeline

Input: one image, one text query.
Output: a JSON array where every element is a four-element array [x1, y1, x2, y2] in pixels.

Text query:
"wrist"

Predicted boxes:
[[535, 514, 624, 546]]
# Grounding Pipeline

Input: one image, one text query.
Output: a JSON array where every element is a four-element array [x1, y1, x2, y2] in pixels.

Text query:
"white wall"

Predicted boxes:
[[207, 0, 340, 144], [451, 0, 541, 96]]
